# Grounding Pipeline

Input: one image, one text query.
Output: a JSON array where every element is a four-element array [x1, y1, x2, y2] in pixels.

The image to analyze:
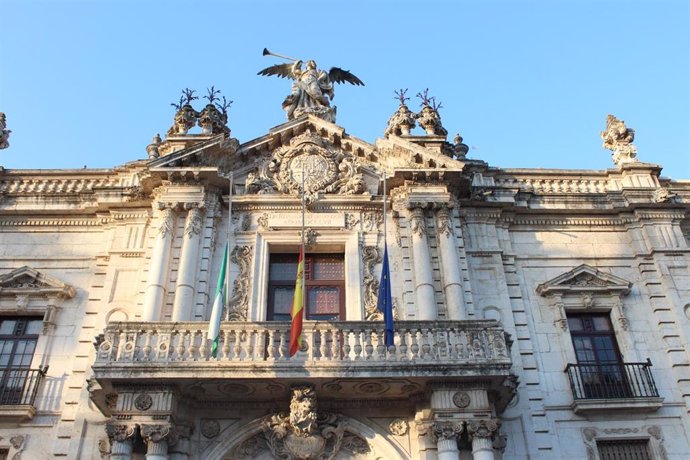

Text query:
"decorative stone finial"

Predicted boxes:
[[167, 88, 199, 136], [146, 133, 162, 159], [198, 86, 232, 136], [0, 112, 11, 149], [601, 114, 637, 166], [453, 133, 469, 160], [415, 89, 448, 137], [385, 89, 417, 137], [258, 50, 364, 123]]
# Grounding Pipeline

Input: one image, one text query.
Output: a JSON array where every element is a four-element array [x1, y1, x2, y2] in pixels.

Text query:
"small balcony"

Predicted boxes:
[[565, 360, 663, 414], [0, 366, 48, 421], [91, 320, 515, 413]]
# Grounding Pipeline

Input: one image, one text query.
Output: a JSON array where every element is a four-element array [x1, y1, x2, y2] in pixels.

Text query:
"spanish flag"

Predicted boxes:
[[288, 245, 305, 356]]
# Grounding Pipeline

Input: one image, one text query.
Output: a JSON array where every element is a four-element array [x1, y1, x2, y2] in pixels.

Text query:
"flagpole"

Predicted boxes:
[[301, 168, 306, 326], [226, 173, 233, 311], [383, 171, 387, 244]]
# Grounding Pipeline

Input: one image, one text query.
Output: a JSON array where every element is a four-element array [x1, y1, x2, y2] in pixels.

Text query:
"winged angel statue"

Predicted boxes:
[[258, 48, 364, 122]]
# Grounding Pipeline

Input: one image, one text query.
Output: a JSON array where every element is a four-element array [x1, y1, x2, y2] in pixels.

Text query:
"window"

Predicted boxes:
[[267, 253, 345, 321], [597, 439, 651, 460], [0, 317, 42, 405], [568, 313, 628, 398]]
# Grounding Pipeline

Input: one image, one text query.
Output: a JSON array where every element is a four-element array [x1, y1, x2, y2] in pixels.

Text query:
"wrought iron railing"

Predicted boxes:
[[0, 366, 47, 406], [565, 360, 659, 400]]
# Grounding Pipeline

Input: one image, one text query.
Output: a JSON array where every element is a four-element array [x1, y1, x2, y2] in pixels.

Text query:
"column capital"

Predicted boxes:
[[410, 206, 427, 236], [183, 205, 206, 237], [435, 205, 454, 236], [106, 422, 138, 443], [466, 419, 500, 440], [433, 421, 464, 441], [141, 422, 177, 446]]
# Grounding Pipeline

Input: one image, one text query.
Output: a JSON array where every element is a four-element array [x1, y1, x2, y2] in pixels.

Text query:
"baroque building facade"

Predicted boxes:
[[0, 91, 689, 460]]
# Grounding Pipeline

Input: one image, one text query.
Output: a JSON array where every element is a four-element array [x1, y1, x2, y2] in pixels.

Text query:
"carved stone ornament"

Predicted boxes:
[[409, 207, 427, 236], [260, 385, 368, 460], [184, 205, 205, 237], [244, 131, 365, 203], [105, 423, 137, 443], [141, 423, 175, 445], [653, 187, 680, 204], [134, 393, 153, 411], [466, 419, 500, 440], [385, 103, 417, 137], [299, 228, 319, 247], [227, 245, 253, 321], [0, 112, 11, 149], [156, 205, 176, 238], [98, 437, 110, 458], [415, 90, 447, 137], [388, 418, 409, 436], [9, 436, 24, 450], [433, 421, 464, 440], [436, 205, 454, 237], [167, 104, 199, 136], [362, 246, 382, 320], [601, 114, 638, 166], [200, 419, 221, 439], [452, 391, 471, 408]]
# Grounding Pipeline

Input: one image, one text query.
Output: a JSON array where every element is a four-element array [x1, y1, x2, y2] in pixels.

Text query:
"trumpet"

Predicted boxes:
[[262, 48, 298, 63]]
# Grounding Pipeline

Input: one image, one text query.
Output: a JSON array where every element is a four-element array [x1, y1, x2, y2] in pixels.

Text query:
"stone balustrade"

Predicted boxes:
[[93, 320, 512, 380], [494, 175, 610, 194]]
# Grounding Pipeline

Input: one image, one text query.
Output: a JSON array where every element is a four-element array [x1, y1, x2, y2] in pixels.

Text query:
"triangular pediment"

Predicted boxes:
[[536, 264, 632, 296], [0, 266, 76, 298]]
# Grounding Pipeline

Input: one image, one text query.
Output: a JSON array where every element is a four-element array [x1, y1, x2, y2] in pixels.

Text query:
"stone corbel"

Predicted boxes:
[[551, 294, 568, 331], [613, 294, 629, 331]]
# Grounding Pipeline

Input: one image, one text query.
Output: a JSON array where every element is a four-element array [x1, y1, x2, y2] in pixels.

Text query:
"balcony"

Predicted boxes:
[[0, 366, 47, 421], [565, 360, 663, 414], [91, 320, 515, 413]]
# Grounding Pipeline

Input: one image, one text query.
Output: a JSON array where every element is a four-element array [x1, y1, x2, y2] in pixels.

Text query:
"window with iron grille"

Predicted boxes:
[[0, 448, 8, 460], [597, 439, 651, 460], [0, 317, 42, 405], [267, 253, 345, 321]]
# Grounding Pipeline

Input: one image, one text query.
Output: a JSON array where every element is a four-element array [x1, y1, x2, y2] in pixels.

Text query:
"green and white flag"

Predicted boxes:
[[208, 243, 229, 358]]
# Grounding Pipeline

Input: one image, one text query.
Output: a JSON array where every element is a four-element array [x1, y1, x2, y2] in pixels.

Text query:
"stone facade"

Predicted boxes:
[[0, 110, 689, 459]]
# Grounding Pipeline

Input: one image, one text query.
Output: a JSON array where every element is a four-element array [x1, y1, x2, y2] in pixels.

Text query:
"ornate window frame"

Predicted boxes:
[[582, 425, 667, 460]]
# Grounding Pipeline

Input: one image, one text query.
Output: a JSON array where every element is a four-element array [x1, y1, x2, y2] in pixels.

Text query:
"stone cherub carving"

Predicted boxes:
[[601, 114, 637, 166], [0, 112, 11, 149], [415, 89, 447, 136], [385, 89, 417, 137], [258, 48, 364, 122]]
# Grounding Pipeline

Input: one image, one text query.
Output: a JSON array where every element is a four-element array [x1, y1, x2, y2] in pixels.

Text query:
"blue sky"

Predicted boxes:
[[1, 0, 689, 179]]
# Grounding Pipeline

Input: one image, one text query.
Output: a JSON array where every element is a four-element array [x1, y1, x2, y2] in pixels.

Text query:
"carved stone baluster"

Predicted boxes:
[[246, 330, 255, 360], [233, 330, 242, 360], [256, 329, 266, 361], [354, 330, 363, 360], [343, 329, 352, 360], [267, 330, 276, 360], [279, 329, 288, 359], [332, 329, 341, 360], [142, 331, 153, 361], [188, 330, 198, 361], [410, 328, 420, 360], [398, 328, 408, 360], [421, 329, 431, 360], [376, 331, 386, 360], [199, 329, 208, 359], [364, 328, 374, 359], [221, 329, 231, 360], [320, 329, 328, 359]]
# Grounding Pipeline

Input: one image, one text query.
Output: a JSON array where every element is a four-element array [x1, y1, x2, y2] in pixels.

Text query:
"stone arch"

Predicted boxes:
[[202, 414, 408, 460]]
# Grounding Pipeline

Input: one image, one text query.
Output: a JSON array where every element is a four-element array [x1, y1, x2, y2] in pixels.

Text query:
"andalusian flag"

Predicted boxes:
[[288, 245, 305, 357], [207, 243, 229, 358]]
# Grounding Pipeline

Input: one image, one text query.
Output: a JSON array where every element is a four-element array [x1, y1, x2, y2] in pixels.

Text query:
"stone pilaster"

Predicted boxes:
[[141, 423, 176, 460], [143, 203, 177, 321], [467, 419, 500, 460], [435, 204, 466, 319], [433, 421, 463, 460], [172, 203, 205, 321], [409, 205, 437, 320], [105, 423, 137, 460]]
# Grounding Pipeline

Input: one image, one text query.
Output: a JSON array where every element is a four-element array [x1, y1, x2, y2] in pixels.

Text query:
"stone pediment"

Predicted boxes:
[[147, 115, 465, 185], [536, 264, 632, 297], [0, 266, 76, 298]]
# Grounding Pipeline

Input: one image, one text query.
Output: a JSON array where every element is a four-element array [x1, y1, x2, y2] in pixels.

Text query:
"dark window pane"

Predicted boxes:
[[26, 320, 43, 335], [0, 321, 16, 336], [312, 256, 344, 280], [270, 261, 298, 281], [273, 287, 295, 315], [593, 316, 611, 331], [567, 317, 583, 331]]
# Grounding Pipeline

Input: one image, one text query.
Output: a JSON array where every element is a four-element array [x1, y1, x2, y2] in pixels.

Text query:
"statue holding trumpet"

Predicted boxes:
[[258, 48, 364, 122]]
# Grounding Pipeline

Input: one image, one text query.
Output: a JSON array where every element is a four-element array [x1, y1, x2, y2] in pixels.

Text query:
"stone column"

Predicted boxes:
[[409, 205, 437, 320], [142, 424, 175, 460], [467, 419, 500, 460], [172, 203, 205, 321], [434, 422, 463, 460], [143, 204, 177, 321], [435, 205, 466, 320], [105, 423, 137, 460], [169, 423, 193, 460]]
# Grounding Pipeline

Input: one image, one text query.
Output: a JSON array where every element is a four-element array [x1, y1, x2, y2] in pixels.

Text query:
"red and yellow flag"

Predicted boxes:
[[289, 246, 305, 357]]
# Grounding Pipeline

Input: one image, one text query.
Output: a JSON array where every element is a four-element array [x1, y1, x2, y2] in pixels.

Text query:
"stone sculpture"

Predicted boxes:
[[0, 112, 11, 149], [601, 114, 637, 166], [258, 48, 364, 122]]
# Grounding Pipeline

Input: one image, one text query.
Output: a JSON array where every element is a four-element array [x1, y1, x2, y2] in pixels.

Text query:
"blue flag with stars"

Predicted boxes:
[[377, 243, 394, 346]]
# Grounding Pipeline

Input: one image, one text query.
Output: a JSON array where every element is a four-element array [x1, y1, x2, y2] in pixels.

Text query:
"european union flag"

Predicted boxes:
[[377, 244, 394, 347]]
